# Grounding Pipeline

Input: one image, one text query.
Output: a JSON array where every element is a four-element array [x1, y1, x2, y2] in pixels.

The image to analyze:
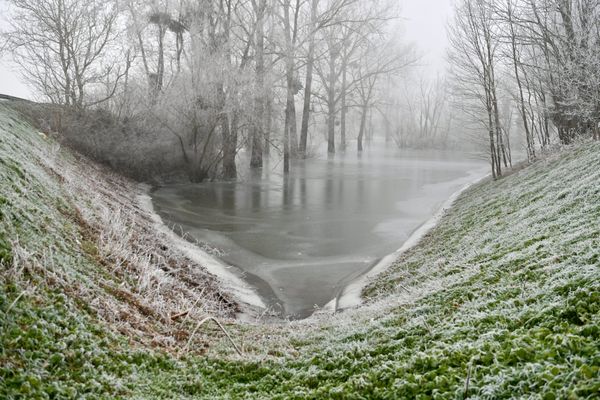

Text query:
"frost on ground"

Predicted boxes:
[[1, 102, 599, 399], [336, 167, 490, 311], [131, 140, 598, 399], [0, 103, 242, 355]]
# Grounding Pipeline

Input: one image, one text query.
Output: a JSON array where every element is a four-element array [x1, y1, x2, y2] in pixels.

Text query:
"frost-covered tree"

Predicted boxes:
[[448, 0, 508, 178], [2, 0, 417, 181]]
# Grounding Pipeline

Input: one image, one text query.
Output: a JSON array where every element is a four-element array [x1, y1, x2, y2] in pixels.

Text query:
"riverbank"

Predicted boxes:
[[1, 102, 598, 398], [138, 138, 599, 398], [151, 147, 489, 318], [136, 187, 266, 314], [0, 102, 248, 353], [335, 167, 491, 311]]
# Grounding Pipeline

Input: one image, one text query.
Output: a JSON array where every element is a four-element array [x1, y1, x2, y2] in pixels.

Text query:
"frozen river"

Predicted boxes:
[[152, 144, 488, 318]]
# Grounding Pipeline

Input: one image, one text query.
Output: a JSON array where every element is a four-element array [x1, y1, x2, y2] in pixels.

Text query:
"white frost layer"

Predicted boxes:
[[137, 186, 266, 310], [335, 170, 490, 311]]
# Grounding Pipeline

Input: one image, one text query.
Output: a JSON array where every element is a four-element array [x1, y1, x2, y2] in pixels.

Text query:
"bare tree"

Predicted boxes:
[[279, 0, 303, 172], [298, 0, 360, 156], [299, 0, 319, 157], [498, 0, 536, 160], [1, 0, 434, 183], [354, 39, 414, 152], [448, 0, 507, 179], [250, 0, 267, 169], [3, 0, 125, 108]]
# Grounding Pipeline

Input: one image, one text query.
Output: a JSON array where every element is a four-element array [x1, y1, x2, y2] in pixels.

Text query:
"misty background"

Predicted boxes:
[[1, 0, 453, 100]]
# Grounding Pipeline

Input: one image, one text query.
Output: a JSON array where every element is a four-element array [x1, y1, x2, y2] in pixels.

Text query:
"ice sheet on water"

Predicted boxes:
[[152, 147, 489, 318]]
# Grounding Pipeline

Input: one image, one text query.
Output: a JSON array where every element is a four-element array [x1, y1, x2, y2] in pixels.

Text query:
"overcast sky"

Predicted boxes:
[[401, 0, 454, 74], [0, 0, 455, 99], [0, 0, 33, 99]]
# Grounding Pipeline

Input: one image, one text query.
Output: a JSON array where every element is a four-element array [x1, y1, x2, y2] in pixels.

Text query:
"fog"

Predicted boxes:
[[153, 142, 487, 318], [1, 0, 454, 98], [0, 2, 32, 99], [400, 0, 453, 74], [0, 1, 597, 396]]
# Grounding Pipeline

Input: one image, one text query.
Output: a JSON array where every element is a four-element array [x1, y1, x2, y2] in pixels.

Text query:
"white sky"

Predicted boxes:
[[0, 0, 455, 99], [0, 0, 33, 99], [400, 0, 454, 75]]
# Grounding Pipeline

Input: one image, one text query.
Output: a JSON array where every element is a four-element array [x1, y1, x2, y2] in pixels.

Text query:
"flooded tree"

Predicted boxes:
[[5, 0, 597, 182], [249, 0, 267, 169]]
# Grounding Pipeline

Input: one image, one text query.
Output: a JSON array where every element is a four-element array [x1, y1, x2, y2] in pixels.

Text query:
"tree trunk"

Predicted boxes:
[[250, 117, 264, 168], [222, 114, 237, 180], [492, 87, 507, 170], [288, 94, 298, 156], [157, 26, 165, 92], [340, 58, 348, 151], [264, 94, 272, 156], [284, 97, 291, 174], [327, 48, 336, 154], [284, 60, 295, 172], [507, 1, 534, 161], [485, 24, 502, 177], [299, 63, 313, 156], [250, 0, 266, 168], [283, 0, 294, 172], [485, 86, 498, 180], [357, 105, 368, 152], [299, 0, 317, 157]]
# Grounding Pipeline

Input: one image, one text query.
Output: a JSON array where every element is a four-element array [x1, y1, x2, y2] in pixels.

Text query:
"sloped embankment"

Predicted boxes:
[[1, 101, 599, 399], [0, 103, 246, 397], [125, 141, 599, 399]]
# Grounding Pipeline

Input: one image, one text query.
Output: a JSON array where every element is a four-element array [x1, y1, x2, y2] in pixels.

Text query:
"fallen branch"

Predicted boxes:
[[182, 291, 205, 325], [182, 316, 243, 357]]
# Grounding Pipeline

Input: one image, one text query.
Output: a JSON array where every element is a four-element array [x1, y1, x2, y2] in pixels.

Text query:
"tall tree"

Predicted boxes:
[[299, 0, 318, 157], [4, 0, 124, 108], [354, 39, 412, 152], [448, 0, 506, 178], [250, 0, 267, 169]]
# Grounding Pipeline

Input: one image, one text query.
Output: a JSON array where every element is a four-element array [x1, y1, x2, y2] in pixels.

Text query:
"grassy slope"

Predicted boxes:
[[0, 104, 135, 398], [0, 103, 236, 399], [1, 104, 599, 399]]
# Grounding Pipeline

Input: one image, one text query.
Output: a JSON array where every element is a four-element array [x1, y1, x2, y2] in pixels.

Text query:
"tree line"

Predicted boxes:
[[2, 0, 414, 182], [448, 0, 600, 179]]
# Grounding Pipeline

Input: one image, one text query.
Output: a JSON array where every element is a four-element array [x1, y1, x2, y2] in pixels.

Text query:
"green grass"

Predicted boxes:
[[1, 103, 599, 399]]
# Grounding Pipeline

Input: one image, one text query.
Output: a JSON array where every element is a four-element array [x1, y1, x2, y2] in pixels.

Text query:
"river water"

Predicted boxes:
[[152, 143, 488, 318]]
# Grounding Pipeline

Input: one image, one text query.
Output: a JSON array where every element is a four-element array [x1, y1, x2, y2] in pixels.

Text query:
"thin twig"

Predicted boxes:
[[6, 288, 32, 315], [170, 310, 189, 321], [182, 291, 205, 325]]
